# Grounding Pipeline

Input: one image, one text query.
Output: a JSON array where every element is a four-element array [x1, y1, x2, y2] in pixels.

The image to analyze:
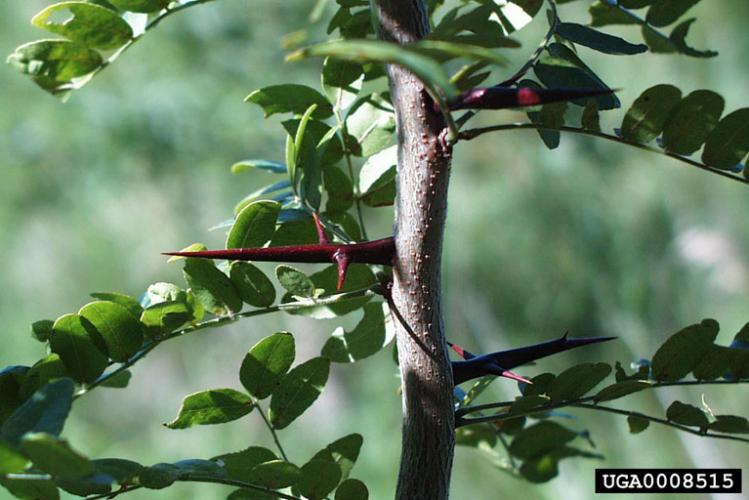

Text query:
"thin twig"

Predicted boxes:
[[76, 287, 376, 398], [333, 89, 370, 241], [459, 122, 749, 186], [84, 475, 302, 500], [571, 402, 749, 444], [61, 0, 219, 92], [457, 378, 749, 419]]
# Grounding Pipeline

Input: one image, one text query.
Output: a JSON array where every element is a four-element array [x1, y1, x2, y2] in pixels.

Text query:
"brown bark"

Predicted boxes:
[[371, 1, 456, 498]]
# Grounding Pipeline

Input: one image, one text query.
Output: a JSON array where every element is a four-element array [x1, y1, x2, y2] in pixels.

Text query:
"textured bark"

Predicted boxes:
[[371, 1, 456, 499]]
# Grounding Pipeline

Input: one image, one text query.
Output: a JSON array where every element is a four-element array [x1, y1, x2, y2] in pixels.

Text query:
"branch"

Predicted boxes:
[[456, 378, 749, 420], [458, 122, 749, 186], [76, 286, 377, 398], [571, 402, 749, 444], [83, 475, 302, 500], [61, 0, 220, 92]]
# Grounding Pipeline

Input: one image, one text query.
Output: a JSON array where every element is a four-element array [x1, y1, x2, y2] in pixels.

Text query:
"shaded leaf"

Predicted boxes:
[[668, 18, 717, 58], [0, 475, 59, 500], [509, 421, 577, 460], [298, 460, 342, 500], [556, 22, 647, 55], [211, 446, 277, 481], [248, 460, 301, 489], [139, 301, 192, 337], [322, 302, 386, 363], [246, 84, 333, 119], [547, 363, 611, 402], [594, 380, 652, 402], [534, 43, 619, 110], [50, 314, 108, 383], [285, 264, 375, 319], [335, 478, 369, 500], [240, 332, 295, 400], [311, 434, 363, 481], [270, 357, 330, 429], [19, 355, 68, 400], [661, 90, 724, 155], [701, 108, 749, 170], [646, 0, 701, 28], [708, 415, 749, 434], [91, 458, 143, 484], [20, 432, 93, 477], [165, 389, 253, 429], [627, 414, 650, 433], [666, 400, 708, 428], [621, 84, 682, 142], [31, 320, 54, 343], [1, 378, 74, 446], [651, 319, 719, 381], [455, 424, 498, 448]]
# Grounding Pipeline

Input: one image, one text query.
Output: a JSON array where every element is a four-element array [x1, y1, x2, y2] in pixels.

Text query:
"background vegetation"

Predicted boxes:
[[1, 1, 747, 498]]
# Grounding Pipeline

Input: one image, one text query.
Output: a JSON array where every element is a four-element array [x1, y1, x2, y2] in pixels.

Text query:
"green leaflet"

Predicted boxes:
[[32, 2, 133, 50]]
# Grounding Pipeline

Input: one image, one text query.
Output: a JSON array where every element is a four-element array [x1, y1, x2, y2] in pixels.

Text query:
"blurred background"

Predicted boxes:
[[1, 1, 748, 499]]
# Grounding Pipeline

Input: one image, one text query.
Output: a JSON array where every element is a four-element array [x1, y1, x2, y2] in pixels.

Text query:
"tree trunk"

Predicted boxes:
[[371, 2, 456, 499]]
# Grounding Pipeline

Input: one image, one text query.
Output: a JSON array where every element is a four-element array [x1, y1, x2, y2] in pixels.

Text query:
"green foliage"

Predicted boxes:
[[2, 0, 749, 498]]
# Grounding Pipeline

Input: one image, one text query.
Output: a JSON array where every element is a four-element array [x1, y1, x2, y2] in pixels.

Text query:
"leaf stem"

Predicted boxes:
[[458, 122, 748, 186], [333, 90, 370, 241], [255, 401, 289, 461]]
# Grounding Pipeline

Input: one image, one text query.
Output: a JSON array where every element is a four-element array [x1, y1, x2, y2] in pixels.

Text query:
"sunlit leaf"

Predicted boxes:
[[240, 332, 295, 400], [165, 389, 253, 429], [79, 301, 144, 362], [7, 40, 102, 93], [108, 0, 170, 13], [32, 2, 133, 50], [288, 40, 458, 99], [227, 200, 281, 250]]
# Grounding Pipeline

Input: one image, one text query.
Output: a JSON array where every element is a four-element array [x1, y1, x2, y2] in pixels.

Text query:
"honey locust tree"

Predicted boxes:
[[3, 0, 749, 499]]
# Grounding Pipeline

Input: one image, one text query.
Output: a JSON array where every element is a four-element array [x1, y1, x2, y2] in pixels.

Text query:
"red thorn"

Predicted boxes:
[[448, 342, 467, 358], [500, 369, 532, 385], [312, 213, 330, 245], [334, 250, 350, 291]]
